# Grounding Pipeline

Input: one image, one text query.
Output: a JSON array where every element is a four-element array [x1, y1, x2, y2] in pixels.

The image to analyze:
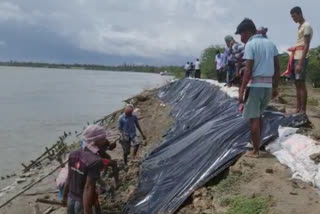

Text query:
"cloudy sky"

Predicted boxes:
[[0, 0, 318, 65]]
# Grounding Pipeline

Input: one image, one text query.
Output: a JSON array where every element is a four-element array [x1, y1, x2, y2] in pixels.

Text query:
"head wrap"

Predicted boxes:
[[81, 125, 111, 153]]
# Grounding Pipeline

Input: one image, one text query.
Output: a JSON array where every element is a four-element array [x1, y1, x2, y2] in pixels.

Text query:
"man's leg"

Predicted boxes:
[[295, 81, 302, 113], [130, 136, 140, 160], [120, 140, 130, 165], [243, 87, 271, 157], [300, 80, 308, 113], [218, 69, 222, 82], [67, 198, 76, 214], [108, 160, 120, 187], [195, 70, 200, 78], [226, 68, 230, 84], [250, 117, 261, 155], [132, 145, 139, 159], [74, 200, 84, 214]]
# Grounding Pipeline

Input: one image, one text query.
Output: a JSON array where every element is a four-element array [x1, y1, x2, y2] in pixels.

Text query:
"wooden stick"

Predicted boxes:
[[0, 160, 68, 209], [22, 142, 63, 172], [43, 206, 55, 214], [23, 190, 58, 196], [36, 198, 61, 206]]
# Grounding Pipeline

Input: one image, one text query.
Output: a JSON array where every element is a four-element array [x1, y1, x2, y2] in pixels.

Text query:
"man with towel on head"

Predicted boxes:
[[62, 125, 119, 214]]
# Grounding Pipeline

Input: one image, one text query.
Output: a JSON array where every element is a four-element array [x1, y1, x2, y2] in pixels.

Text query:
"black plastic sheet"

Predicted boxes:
[[124, 79, 306, 214]]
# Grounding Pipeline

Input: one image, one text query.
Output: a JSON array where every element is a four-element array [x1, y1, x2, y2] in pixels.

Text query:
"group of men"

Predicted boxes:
[[232, 6, 313, 157], [215, 27, 268, 86], [56, 5, 313, 214], [58, 104, 145, 214], [184, 58, 201, 78]]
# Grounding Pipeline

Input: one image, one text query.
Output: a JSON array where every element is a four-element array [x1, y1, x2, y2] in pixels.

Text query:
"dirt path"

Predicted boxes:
[[271, 82, 320, 139], [178, 152, 320, 214], [177, 83, 320, 214]]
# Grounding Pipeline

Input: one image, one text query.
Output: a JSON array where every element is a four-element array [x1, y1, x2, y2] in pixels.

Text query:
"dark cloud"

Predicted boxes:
[[0, 0, 319, 65]]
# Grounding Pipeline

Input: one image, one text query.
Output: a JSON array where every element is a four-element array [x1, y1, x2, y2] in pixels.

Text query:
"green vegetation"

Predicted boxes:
[[2, 45, 319, 82], [0, 61, 184, 76], [203, 169, 270, 214], [226, 196, 270, 214], [210, 174, 241, 194]]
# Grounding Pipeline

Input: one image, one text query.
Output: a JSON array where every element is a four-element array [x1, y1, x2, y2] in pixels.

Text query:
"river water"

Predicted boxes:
[[0, 66, 170, 176]]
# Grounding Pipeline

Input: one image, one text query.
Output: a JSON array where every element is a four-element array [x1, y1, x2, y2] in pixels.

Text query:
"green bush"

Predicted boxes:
[[200, 45, 224, 79]]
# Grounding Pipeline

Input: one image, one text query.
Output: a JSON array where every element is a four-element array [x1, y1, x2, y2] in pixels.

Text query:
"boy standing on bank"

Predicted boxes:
[[289, 6, 313, 114]]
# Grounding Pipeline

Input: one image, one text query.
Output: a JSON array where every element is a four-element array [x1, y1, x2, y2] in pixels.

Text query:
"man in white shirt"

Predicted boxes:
[[194, 59, 201, 78], [184, 62, 191, 77], [290, 6, 313, 114], [215, 51, 224, 82]]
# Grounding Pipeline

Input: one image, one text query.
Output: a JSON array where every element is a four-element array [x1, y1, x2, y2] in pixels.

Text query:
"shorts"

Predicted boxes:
[[291, 59, 309, 81], [243, 87, 272, 119], [120, 135, 139, 155]]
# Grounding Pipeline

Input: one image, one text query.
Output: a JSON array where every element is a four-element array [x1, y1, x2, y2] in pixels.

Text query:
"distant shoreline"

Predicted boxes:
[[0, 61, 183, 76]]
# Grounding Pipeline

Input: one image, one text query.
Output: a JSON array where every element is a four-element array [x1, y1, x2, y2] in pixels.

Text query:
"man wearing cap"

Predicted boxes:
[[118, 104, 146, 165], [236, 18, 280, 158], [257, 27, 268, 38], [62, 125, 113, 214], [224, 35, 245, 86]]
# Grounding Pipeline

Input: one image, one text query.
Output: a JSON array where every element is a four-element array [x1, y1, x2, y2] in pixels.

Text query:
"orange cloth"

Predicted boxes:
[[282, 46, 304, 77]]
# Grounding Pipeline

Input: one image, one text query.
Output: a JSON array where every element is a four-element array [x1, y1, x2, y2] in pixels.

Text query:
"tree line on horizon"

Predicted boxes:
[[0, 61, 184, 76], [1, 45, 319, 84]]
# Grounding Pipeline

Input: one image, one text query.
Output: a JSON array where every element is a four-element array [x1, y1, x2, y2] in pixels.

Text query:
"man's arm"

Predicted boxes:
[[296, 35, 311, 73], [239, 60, 254, 103], [83, 176, 96, 214], [273, 56, 280, 98], [134, 118, 146, 139]]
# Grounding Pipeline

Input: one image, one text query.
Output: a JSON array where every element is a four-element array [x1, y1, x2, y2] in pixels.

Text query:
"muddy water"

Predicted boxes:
[[0, 66, 171, 176]]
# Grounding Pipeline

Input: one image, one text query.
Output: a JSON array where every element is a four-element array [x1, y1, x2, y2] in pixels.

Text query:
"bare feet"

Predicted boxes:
[[245, 151, 259, 158]]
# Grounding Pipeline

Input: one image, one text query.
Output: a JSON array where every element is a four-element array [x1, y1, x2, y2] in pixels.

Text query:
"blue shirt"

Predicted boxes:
[[118, 113, 138, 138], [244, 34, 279, 88]]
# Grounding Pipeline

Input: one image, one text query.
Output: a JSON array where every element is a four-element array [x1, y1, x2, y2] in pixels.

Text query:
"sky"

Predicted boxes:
[[0, 0, 318, 65]]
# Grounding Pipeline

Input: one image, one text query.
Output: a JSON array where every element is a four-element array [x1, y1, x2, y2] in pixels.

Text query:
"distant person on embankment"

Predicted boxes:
[[61, 125, 117, 214], [194, 58, 201, 78], [236, 18, 280, 158], [190, 62, 195, 78], [184, 62, 191, 77], [215, 50, 225, 82], [118, 104, 146, 165], [283, 6, 313, 114]]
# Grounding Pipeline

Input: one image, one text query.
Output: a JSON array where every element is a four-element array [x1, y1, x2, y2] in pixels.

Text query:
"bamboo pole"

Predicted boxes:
[[0, 160, 68, 209]]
